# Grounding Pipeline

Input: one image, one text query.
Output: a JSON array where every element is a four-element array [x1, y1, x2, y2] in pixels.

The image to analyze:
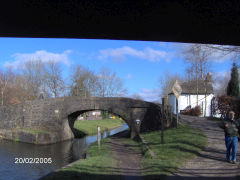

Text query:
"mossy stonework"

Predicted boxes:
[[0, 97, 172, 144], [1, 129, 52, 144]]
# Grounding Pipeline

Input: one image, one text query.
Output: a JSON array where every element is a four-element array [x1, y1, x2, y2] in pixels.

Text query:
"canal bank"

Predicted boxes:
[[0, 117, 124, 145], [0, 122, 128, 180], [40, 130, 133, 180], [41, 124, 207, 180]]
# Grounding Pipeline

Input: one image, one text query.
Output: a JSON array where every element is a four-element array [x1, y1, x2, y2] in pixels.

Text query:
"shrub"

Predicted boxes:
[[192, 106, 201, 116], [181, 105, 201, 116], [216, 95, 240, 118], [217, 95, 232, 118], [231, 97, 240, 118]]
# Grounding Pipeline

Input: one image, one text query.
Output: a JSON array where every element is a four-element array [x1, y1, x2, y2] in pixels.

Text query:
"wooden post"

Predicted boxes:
[[166, 105, 169, 127], [97, 126, 101, 149], [161, 98, 164, 144], [170, 106, 173, 127], [204, 79, 207, 118], [167, 105, 171, 127], [176, 98, 179, 128]]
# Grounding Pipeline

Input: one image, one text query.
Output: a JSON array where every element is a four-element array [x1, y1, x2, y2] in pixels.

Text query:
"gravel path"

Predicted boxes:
[[109, 131, 142, 180], [108, 116, 240, 180], [165, 115, 240, 180]]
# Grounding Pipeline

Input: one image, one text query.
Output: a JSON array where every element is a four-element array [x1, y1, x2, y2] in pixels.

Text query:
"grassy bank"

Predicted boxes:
[[141, 125, 208, 176], [73, 118, 123, 135], [41, 125, 207, 179], [41, 138, 122, 180]]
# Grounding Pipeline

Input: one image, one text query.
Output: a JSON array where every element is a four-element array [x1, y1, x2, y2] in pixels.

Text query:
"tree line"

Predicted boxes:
[[160, 43, 240, 117], [0, 60, 127, 106], [160, 44, 214, 102], [160, 43, 240, 99]]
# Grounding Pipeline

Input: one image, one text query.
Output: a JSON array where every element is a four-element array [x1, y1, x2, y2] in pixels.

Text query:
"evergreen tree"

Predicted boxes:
[[227, 62, 239, 97]]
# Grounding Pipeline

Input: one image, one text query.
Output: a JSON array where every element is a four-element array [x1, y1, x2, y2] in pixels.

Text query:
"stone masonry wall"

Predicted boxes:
[[0, 97, 172, 144]]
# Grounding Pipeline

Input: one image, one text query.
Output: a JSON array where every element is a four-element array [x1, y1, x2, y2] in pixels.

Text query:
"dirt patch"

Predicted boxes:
[[109, 131, 143, 179]]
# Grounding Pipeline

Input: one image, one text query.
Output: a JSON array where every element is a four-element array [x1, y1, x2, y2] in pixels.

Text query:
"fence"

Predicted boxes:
[[155, 99, 177, 144], [161, 98, 178, 128]]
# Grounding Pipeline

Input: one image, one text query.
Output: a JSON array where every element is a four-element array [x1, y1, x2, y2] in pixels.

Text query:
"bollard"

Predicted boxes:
[[97, 126, 101, 149]]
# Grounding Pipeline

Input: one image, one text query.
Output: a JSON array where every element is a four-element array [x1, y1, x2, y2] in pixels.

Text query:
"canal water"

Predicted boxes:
[[0, 123, 129, 180]]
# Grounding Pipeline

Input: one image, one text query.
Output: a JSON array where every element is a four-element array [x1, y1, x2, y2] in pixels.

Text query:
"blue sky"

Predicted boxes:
[[0, 38, 235, 102]]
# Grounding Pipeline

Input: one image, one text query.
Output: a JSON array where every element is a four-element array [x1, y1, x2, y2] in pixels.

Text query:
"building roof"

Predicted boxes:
[[169, 80, 214, 95]]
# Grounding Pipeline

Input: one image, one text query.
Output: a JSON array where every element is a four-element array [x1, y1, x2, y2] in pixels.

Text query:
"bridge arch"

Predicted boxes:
[[0, 96, 170, 144], [67, 109, 129, 138], [60, 97, 133, 140]]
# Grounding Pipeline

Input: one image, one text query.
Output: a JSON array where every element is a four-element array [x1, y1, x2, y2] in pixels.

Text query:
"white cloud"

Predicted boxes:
[[98, 46, 173, 62], [134, 88, 161, 102], [209, 50, 234, 63], [212, 67, 240, 94], [204, 44, 240, 63], [212, 71, 231, 93], [177, 43, 236, 63], [214, 71, 230, 78], [126, 74, 132, 79], [4, 50, 72, 68]]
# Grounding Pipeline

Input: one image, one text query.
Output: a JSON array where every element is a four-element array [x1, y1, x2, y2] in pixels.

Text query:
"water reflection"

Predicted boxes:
[[0, 123, 128, 180]]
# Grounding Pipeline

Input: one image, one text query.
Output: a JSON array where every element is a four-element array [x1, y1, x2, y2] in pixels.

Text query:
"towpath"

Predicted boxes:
[[165, 115, 240, 180]]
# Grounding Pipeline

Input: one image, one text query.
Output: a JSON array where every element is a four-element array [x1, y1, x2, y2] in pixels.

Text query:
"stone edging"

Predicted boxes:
[[39, 159, 84, 179], [139, 134, 156, 158]]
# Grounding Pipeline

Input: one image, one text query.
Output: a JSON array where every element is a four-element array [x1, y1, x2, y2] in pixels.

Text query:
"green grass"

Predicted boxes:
[[14, 138, 19, 142], [73, 118, 123, 135], [141, 125, 208, 176], [41, 138, 123, 180], [41, 125, 207, 180]]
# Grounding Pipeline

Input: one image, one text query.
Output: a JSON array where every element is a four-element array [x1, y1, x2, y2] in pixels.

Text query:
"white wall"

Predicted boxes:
[[169, 93, 215, 117]]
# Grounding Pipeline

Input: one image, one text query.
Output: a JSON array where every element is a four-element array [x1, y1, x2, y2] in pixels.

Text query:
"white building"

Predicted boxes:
[[168, 75, 216, 117]]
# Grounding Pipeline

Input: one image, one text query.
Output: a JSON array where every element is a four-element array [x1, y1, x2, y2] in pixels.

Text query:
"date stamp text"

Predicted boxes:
[[14, 157, 52, 164]]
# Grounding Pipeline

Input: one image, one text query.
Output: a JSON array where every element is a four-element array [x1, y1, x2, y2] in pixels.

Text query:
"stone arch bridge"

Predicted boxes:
[[0, 97, 172, 144]]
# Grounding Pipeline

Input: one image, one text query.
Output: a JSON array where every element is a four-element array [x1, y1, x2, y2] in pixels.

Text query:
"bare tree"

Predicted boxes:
[[204, 44, 240, 56], [212, 72, 231, 96], [20, 60, 46, 100], [182, 44, 213, 81], [131, 93, 143, 100], [10, 74, 31, 103], [0, 69, 30, 105], [202, 44, 240, 96], [181, 44, 213, 105], [97, 67, 127, 97], [2, 60, 65, 103], [70, 65, 99, 97], [85, 71, 99, 97], [45, 61, 65, 98], [159, 72, 184, 105], [0, 68, 15, 105]]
